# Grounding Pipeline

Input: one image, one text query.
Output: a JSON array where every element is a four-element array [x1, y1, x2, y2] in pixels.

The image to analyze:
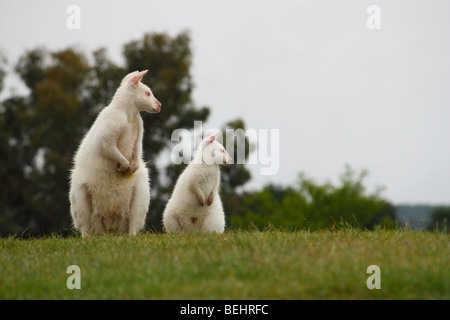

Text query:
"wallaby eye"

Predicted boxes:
[[145, 91, 151, 97], [220, 149, 225, 153]]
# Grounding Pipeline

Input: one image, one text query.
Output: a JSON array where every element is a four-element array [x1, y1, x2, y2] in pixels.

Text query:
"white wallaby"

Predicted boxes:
[[69, 70, 161, 237], [163, 132, 232, 233]]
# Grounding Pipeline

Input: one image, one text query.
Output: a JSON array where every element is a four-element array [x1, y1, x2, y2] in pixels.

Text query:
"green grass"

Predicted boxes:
[[0, 229, 448, 299]]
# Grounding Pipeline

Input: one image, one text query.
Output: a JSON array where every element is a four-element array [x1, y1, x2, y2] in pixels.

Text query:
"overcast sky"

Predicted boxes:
[[1, 0, 449, 205]]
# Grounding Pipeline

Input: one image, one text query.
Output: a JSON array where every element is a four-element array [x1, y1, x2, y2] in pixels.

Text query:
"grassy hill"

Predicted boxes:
[[1, 229, 448, 299]]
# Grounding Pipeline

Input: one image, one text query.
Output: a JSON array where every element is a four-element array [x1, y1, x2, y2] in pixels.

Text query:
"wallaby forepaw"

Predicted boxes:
[[116, 162, 131, 173], [206, 192, 214, 206], [127, 163, 139, 174]]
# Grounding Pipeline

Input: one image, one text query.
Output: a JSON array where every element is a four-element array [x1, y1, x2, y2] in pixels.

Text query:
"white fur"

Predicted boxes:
[[69, 70, 161, 237], [163, 134, 232, 233]]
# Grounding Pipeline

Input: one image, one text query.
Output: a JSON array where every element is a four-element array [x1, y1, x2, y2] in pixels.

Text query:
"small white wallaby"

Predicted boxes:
[[69, 70, 161, 237], [163, 131, 232, 233]]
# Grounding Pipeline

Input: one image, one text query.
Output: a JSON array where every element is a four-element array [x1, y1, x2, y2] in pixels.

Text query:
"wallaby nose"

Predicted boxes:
[[226, 155, 233, 165], [155, 99, 162, 112]]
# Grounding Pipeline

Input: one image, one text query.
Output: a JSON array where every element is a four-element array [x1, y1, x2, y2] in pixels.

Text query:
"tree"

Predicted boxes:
[[219, 118, 255, 227], [230, 165, 396, 231], [221, 118, 254, 193], [0, 53, 6, 92], [0, 54, 32, 235], [0, 47, 92, 235], [428, 206, 450, 233]]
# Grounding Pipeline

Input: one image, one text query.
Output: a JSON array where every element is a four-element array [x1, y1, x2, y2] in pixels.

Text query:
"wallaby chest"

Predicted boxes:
[[117, 118, 142, 162], [194, 166, 219, 192]]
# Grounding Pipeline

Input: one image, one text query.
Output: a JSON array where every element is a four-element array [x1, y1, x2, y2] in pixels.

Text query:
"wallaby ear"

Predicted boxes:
[[208, 131, 222, 144], [128, 70, 148, 87]]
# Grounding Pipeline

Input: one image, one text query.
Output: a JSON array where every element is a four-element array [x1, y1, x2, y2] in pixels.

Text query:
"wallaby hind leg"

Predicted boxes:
[[70, 183, 93, 238], [90, 212, 107, 235], [163, 212, 183, 233], [201, 198, 225, 233], [118, 216, 129, 234], [128, 167, 150, 235], [201, 211, 225, 233]]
